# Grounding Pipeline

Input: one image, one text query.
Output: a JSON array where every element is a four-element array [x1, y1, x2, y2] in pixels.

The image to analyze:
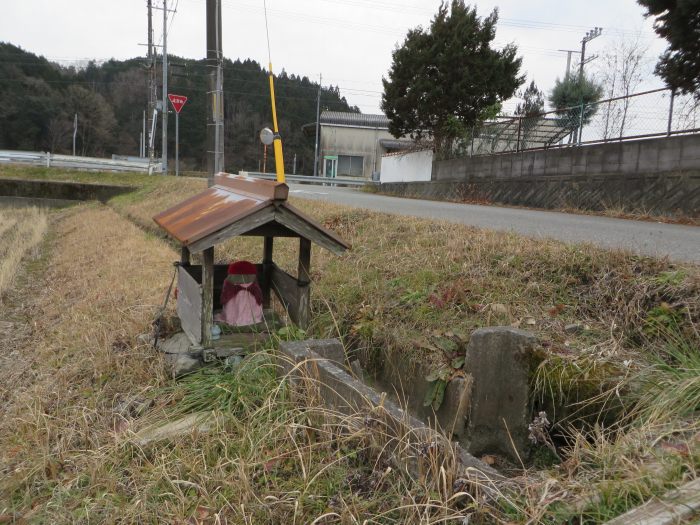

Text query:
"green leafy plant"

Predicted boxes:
[[644, 303, 684, 335], [276, 325, 307, 341], [423, 333, 468, 410]]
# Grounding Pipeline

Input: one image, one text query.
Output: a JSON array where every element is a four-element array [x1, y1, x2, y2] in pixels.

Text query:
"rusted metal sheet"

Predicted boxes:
[[153, 172, 350, 253], [153, 173, 280, 245]]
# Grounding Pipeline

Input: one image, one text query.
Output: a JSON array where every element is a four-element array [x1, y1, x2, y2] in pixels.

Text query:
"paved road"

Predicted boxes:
[[289, 184, 700, 264]]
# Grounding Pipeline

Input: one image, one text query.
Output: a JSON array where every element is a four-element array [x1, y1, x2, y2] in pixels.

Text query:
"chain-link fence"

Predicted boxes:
[[448, 88, 700, 159]]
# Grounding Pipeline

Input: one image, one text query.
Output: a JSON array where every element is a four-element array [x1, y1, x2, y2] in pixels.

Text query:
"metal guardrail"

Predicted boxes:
[[240, 171, 374, 187], [0, 150, 161, 173]]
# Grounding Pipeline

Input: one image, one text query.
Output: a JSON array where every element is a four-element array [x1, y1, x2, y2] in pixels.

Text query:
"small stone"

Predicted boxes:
[[165, 353, 202, 378], [136, 333, 154, 346], [224, 355, 243, 369], [159, 332, 194, 355], [565, 323, 584, 334]]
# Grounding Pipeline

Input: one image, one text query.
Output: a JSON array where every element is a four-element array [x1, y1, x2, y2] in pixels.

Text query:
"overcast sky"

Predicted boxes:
[[1, 0, 668, 114]]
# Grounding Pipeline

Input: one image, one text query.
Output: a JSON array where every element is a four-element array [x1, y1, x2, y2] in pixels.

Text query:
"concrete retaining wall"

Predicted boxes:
[[380, 171, 700, 217], [279, 330, 541, 463], [433, 134, 700, 181], [380, 135, 700, 217]]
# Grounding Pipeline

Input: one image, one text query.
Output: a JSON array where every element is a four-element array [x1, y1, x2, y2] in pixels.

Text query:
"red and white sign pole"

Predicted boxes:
[[168, 94, 188, 177]]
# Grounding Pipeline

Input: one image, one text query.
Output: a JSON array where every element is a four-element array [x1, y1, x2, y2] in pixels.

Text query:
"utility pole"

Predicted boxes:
[[72, 113, 78, 156], [147, 0, 157, 168], [557, 49, 581, 79], [161, 0, 169, 174], [313, 73, 322, 177], [142, 110, 146, 157], [579, 27, 603, 80], [577, 27, 603, 144], [206, 0, 224, 187]]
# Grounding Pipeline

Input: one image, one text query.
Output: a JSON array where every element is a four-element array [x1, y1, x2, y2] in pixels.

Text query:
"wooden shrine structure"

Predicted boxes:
[[153, 173, 349, 349]]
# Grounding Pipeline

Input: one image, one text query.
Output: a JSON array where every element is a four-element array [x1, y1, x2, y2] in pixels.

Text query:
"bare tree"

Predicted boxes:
[[45, 114, 72, 153], [597, 34, 650, 139], [673, 93, 700, 131]]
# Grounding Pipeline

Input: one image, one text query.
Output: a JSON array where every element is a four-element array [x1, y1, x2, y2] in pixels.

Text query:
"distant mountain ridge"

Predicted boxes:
[[0, 42, 359, 173]]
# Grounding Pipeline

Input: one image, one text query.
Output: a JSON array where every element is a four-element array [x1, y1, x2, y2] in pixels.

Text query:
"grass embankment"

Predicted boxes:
[[0, 207, 47, 299], [0, 167, 698, 522], [0, 204, 488, 523]]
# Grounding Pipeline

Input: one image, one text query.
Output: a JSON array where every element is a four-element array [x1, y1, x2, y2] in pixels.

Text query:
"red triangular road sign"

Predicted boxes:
[[168, 93, 188, 114]]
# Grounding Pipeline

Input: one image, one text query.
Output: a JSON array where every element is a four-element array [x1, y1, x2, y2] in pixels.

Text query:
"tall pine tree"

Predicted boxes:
[[381, 1, 523, 153], [638, 0, 700, 96]]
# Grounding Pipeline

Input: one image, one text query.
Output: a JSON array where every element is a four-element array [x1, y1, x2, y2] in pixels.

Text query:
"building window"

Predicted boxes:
[[337, 155, 364, 177]]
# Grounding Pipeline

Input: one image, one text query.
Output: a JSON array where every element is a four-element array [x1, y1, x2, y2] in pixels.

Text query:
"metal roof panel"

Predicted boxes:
[[320, 111, 390, 129], [153, 173, 349, 254]]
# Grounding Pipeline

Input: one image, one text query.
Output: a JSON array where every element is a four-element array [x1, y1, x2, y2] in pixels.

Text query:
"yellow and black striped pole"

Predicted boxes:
[[267, 62, 285, 183]]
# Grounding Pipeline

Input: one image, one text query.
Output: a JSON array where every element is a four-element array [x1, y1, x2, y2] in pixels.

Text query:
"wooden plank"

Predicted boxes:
[[297, 237, 311, 329], [215, 173, 289, 201], [271, 263, 301, 325], [242, 222, 300, 238], [187, 206, 276, 253], [212, 332, 272, 350], [180, 246, 191, 265], [605, 478, 700, 525], [274, 206, 348, 255], [262, 237, 274, 309], [177, 266, 202, 345], [201, 247, 214, 348]]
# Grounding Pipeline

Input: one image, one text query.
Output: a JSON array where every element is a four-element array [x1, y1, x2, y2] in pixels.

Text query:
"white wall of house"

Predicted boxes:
[[380, 150, 434, 183], [320, 125, 396, 179]]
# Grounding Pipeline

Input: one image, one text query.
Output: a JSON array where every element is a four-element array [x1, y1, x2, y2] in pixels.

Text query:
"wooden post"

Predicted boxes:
[[201, 247, 214, 348], [262, 236, 274, 309], [297, 237, 311, 329], [181, 245, 191, 266]]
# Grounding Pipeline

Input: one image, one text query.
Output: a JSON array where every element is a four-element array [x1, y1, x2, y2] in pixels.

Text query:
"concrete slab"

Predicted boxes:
[[277, 339, 502, 481], [135, 411, 215, 445], [604, 478, 700, 525], [464, 327, 539, 460]]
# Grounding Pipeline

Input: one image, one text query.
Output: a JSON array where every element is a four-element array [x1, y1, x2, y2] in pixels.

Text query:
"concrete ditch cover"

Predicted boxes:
[[134, 411, 215, 445]]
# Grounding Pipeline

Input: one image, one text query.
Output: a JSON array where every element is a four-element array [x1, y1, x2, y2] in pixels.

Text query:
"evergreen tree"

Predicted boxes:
[[638, 0, 700, 96], [381, 1, 523, 153], [514, 80, 545, 149], [0, 42, 357, 172], [515, 80, 544, 117], [549, 75, 603, 141]]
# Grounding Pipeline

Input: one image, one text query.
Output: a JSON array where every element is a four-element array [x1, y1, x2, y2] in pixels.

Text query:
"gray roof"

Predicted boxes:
[[379, 139, 417, 150], [320, 111, 390, 129]]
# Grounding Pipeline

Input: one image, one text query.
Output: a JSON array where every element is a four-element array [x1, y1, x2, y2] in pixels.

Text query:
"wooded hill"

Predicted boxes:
[[0, 42, 359, 173]]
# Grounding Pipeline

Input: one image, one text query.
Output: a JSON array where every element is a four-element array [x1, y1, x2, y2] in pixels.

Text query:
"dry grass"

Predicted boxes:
[[0, 205, 176, 521], [0, 206, 48, 301], [0, 203, 506, 523], [1, 168, 698, 522]]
